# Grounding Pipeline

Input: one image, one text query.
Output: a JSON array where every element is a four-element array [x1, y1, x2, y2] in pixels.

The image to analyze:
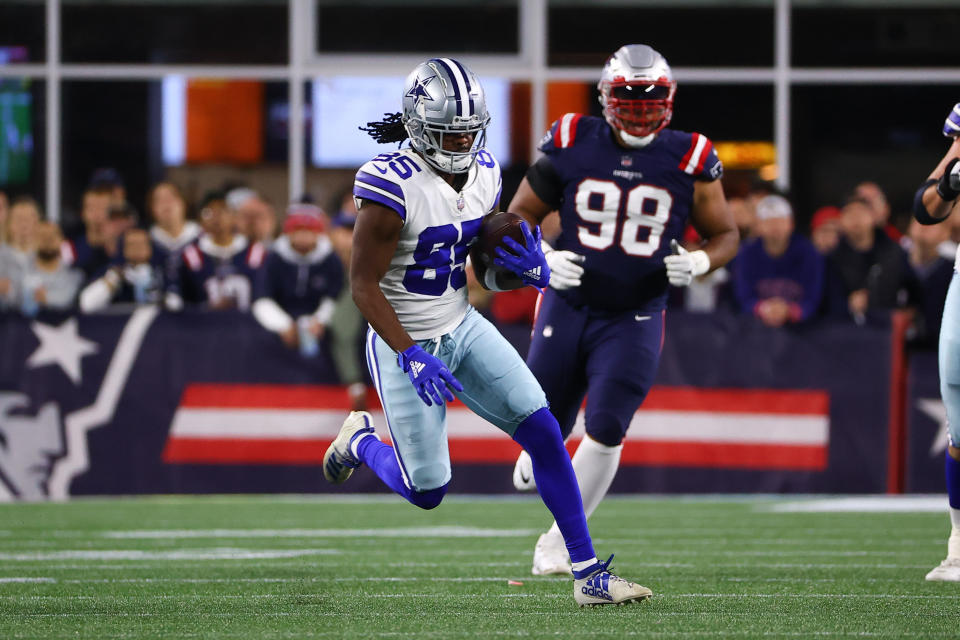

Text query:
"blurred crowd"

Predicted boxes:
[[705, 178, 956, 346], [0, 169, 370, 410], [0, 169, 953, 400], [470, 178, 957, 349]]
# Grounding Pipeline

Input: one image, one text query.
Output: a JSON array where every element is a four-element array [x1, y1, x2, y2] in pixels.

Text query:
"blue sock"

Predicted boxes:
[[356, 435, 447, 510], [946, 451, 960, 510], [513, 407, 596, 564]]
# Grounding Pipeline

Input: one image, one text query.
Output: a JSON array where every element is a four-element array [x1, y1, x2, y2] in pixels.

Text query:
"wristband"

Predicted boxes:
[[914, 178, 951, 225]]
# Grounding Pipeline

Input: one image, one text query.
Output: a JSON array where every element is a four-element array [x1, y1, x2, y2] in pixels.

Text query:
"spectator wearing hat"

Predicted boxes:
[[79, 227, 167, 313], [89, 167, 126, 208], [824, 196, 918, 323], [252, 204, 343, 356], [810, 206, 842, 255], [733, 194, 824, 327], [176, 192, 266, 310]]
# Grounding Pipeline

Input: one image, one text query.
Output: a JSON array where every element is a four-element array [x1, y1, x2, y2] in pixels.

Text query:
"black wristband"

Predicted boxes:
[[914, 178, 949, 225], [936, 157, 960, 201]]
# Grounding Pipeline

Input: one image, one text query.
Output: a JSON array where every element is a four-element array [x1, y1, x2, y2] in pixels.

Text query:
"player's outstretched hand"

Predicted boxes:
[[664, 239, 711, 287], [494, 222, 551, 288], [944, 103, 960, 138], [397, 344, 463, 407], [545, 246, 585, 290]]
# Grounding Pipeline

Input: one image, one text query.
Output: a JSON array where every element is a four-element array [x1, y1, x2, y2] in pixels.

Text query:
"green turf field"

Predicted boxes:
[[0, 495, 956, 639]]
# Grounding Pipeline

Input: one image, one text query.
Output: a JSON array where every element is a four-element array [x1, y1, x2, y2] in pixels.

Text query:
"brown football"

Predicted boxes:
[[473, 211, 528, 268]]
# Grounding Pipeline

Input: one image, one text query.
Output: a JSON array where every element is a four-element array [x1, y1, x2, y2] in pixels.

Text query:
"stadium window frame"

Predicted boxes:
[[0, 0, 959, 222]]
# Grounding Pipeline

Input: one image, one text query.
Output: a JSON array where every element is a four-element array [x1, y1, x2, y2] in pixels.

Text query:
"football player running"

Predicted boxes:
[[508, 45, 739, 575], [914, 103, 960, 581], [322, 57, 652, 606]]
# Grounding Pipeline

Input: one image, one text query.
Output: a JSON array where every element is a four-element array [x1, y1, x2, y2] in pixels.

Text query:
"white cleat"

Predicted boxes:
[[926, 557, 960, 581], [322, 411, 377, 484], [573, 555, 653, 607], [532, 531, 572, 576], [513, 450, 536, 491]]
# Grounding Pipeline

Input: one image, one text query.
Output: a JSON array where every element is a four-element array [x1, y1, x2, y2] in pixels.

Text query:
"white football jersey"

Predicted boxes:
[[353, 147, 502, 340]]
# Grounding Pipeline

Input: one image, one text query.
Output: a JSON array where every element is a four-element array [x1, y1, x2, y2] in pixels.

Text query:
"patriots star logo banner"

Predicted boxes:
[[0, 308, 158, 501], [0, 307, 925, 500]]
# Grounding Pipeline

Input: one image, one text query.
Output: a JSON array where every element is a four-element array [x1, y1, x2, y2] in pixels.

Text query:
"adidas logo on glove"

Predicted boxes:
[[410, 361, 426, 379], [523, 266, 542, 282]]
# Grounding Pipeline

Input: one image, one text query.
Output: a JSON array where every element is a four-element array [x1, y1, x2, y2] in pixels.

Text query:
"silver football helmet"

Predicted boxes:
[[598, 45, 677, 137], [402, 58, 490, 174]]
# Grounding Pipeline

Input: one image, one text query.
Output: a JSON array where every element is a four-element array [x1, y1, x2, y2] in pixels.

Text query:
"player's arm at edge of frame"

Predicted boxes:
[[351, 200, 417, 353], [688, 179, 739, 272], [916, 136, 960, 224]]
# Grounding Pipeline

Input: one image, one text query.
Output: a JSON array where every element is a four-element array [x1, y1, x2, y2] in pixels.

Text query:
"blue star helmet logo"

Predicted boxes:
[[405, 75, 435, 105]]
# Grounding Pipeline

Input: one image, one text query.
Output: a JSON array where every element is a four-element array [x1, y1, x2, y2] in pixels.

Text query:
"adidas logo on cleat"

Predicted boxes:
[[581, 574, 613, 602]]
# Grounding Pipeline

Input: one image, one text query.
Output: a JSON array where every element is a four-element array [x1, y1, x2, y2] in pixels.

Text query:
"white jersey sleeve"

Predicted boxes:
[[353, 148, 502, 340]]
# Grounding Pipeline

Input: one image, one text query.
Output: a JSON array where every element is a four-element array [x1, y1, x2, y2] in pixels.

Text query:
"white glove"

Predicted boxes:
[[542, 240, 585, 290], [664, 239, 710, 287]]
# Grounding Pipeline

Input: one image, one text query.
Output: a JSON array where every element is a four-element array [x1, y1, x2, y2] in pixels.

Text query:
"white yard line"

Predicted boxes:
[[0, 577, 55, 583], [101, 526, 539, 539], [0, 548, 338, 561], [768, 496, 948, 513]]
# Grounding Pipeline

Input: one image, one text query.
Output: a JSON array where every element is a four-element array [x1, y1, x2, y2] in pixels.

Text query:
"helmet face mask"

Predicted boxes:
[[407, 119, 489, 174], [402, 58, 490, 174], [598, 45, 676, 138]]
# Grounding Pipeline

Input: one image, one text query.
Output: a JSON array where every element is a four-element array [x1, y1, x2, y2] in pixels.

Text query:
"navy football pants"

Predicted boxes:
[[526, 288, 664, 446]]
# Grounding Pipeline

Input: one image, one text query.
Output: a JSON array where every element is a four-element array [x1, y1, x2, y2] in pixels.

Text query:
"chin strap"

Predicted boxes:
[[617, 130, 656, 148]]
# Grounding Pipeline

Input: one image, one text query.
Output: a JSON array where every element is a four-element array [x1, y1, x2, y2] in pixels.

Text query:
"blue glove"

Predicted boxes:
[[944, 103, 960, 138], [397, 344, 463, 407], [493, 222, 551, 288]]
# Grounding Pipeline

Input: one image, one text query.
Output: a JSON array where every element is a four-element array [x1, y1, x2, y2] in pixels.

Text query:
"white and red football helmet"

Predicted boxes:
[[598, 44, 676, 138]]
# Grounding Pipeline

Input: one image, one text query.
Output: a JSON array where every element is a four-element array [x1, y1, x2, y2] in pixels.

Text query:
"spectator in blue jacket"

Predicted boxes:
[[734, 194, 825, 327], [252, 204, 344, 356]]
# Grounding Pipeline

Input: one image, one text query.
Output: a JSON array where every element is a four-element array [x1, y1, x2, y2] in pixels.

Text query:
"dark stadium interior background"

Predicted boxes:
[[1, 0, 958, 232]]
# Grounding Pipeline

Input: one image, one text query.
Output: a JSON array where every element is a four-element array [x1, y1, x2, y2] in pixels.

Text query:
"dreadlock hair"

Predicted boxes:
[[359, 112, 408, 146]]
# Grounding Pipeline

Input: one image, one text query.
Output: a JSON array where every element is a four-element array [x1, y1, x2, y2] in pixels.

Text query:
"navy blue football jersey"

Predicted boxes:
[[178, 235, 266, 310], [536, 113, 722, 312]]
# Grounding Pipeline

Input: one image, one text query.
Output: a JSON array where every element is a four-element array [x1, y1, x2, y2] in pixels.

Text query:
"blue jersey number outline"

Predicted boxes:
[[476, 149, 496, 169], [372, 152, 422, 181], [403, 218, 483, 296]]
